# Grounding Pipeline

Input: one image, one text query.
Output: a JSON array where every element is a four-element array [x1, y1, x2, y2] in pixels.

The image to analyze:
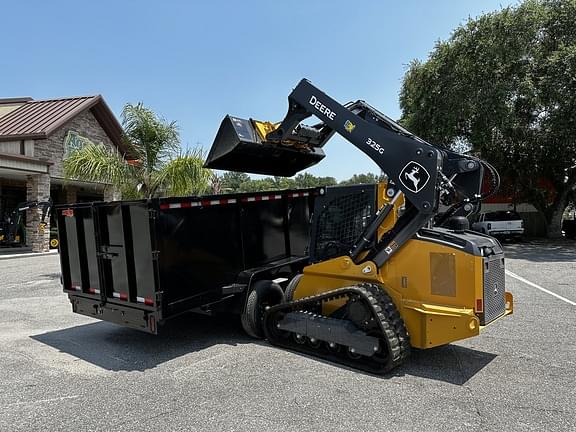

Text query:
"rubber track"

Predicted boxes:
[[263, 283, 410, 374]]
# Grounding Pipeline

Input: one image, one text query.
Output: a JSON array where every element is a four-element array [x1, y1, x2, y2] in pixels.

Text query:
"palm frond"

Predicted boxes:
[[63, 141, 130, 187], [153, 148, 212, 197], [122, 103, 180, 171]]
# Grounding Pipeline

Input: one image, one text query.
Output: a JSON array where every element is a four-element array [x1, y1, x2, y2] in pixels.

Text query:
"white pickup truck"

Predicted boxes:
[[472, 210, 524, 239]]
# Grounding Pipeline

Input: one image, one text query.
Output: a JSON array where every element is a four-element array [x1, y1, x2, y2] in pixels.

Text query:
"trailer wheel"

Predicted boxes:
[[284, 273, 303, 302], [241, 280, 283, 339]]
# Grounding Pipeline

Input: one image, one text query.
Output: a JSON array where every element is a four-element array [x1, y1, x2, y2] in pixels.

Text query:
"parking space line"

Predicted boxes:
[[506, 270, 576, 306]]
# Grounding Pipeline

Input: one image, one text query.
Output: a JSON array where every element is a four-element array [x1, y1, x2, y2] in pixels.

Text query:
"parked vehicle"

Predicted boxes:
[[472, 210, 524, 239], [0, 200, 51, 247]]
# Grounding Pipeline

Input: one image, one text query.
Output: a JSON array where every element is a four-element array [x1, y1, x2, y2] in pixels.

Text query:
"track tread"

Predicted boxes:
[[263, 283, 411, 373], [359, 283, 411, 362]]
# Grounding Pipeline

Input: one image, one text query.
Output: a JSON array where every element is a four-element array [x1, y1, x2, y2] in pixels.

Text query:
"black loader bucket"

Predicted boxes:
[[205, 115, 325, 177]]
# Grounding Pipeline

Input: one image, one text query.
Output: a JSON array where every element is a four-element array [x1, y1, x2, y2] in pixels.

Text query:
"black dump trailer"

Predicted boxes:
[[56, 188, 321, 334]]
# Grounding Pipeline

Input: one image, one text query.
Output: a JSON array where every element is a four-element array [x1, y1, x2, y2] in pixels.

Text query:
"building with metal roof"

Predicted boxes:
[[0, 95, 124, 252]]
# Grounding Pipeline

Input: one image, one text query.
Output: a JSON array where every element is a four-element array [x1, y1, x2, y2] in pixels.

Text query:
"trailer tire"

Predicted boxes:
[[284, 273, 303, 302], [241, 280, 283, 339]]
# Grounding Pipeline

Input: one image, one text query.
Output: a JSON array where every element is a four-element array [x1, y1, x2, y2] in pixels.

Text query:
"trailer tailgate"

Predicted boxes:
[[57, 201, 161, 333]]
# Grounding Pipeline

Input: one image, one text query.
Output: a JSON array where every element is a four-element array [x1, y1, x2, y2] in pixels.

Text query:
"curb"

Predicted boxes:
[[0, 249, 59, 260]]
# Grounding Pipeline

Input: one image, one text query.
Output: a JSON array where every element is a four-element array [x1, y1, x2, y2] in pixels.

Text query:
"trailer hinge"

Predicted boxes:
[[155, 291, 163, 303], [149, 209, 157, 219], [155, 292, 163, 319], [151, 250, 160, 260]]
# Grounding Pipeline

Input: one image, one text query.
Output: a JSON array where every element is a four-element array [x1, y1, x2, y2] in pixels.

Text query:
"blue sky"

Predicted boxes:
[[2, 0, 516, 180]]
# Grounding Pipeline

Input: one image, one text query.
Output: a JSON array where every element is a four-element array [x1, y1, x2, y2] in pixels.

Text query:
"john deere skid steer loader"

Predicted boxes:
[[206, 79, 513, 373]]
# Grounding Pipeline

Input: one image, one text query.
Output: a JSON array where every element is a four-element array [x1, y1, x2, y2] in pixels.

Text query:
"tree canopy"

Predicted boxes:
[[218, 171, 383, 193], [399, 0, 576, 236], [339, 173, 387, 186]]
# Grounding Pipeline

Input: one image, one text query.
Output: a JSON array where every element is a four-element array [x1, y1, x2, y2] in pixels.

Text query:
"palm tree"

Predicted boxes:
[[63, 103, 212, 199]]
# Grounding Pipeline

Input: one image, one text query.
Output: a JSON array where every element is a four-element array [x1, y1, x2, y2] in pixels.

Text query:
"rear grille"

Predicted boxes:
[[481, 254, 506, 325]]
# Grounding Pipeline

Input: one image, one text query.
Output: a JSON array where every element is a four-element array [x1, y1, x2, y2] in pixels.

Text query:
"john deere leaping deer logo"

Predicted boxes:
[[405, 166, 421, 189], [399, 161, 430, 194]]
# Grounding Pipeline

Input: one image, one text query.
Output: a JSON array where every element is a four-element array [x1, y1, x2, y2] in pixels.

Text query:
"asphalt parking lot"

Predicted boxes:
[[0, 242, 575, 432]]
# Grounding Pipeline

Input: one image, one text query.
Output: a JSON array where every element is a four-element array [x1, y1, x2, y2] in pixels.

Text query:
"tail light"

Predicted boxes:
[[476, 298, 484, 313]]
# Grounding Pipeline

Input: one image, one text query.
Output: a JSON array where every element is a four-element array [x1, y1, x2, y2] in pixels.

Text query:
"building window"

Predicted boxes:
[[20, 140, 25, 155]]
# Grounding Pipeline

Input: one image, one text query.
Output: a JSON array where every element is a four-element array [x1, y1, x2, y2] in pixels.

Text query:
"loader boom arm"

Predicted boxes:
[[268, 79, 447, 214]]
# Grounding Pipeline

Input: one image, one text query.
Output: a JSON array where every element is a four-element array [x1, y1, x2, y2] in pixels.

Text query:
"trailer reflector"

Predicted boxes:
[[88, 288, 100, 294], [240, 194, 283, 203], [159, 198, 240, 210], [113, 292, 128, 301], [137, 296, 154, 306], [62, 209, 74, 217], [289, 192, 310, 198], [160, 193, 299, 210], [70, 284, 81, 291]]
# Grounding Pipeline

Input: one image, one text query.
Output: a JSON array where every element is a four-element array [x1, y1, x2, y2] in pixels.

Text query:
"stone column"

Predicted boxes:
[[26, 174, 51, 252]]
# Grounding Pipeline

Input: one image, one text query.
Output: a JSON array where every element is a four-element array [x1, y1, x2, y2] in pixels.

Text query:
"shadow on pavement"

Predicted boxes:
[[31, 313, 253, 372], [292, 343, 496, 384], [39, 272, 61, 280], [0, 246, 32, 255], [32, 313, 496, 383], [504, 241, 576, 263], [393, 344, 497, 385]]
